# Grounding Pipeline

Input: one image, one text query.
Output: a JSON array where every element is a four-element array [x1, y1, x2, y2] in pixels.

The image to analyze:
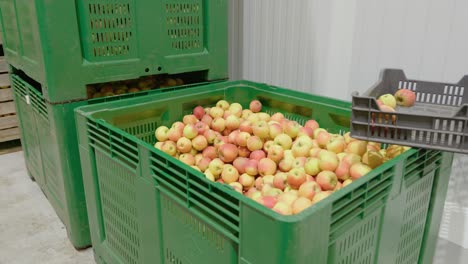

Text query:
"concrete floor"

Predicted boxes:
[[1, 149, 467, 264]]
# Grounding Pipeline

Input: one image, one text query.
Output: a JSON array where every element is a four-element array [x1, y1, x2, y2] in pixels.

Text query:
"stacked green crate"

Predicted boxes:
[[2, 0, 228, 248]]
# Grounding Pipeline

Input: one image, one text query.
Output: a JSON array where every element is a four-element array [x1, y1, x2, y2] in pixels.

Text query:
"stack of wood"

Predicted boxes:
[[0, 38, 20, 143]]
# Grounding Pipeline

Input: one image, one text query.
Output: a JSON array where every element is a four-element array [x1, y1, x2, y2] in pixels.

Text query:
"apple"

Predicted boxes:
[[263, 187, 283, 198], [229, 103, 243, 117], [313, 128, 327, 139], [287, 168, 307, 189], [167, 128, 182, 142], [208, 158, 224, 177], [318, 150, 339, 171], [316, 171, 338, 191], [171, 121, 185, 133], [221, 164, 239, 183], [189, 148, 198, 156], [263, 140, 274, 152], [258, 158, 277, 176], [161, 141, 177, 156], [179, 153, 195, 166], [395, 89, 416, 107], [342, 179, 353, 187], [201, 114, 213, 126], [194, 121, 209, 135], [298, 181, 321, 200], [378, 94, 397, 108], [283, 150, 295, 160], [236, 131, 251, 147], [284, 121, 300, 139], [247, 114, 260, 124], [273, 172, 288, 190], [333, 182, 342, 191], [192, 135, 208, 151], [346, 140, 368, 156], [247, 136, 263, 151], [202, 130, 216, 144], [263, 175, 275, 187], [269, 123, 283, 139], [272, 202, 293, 215], [292, 157, 307, 169], [278, 192, 298, 207], [335, 161, 351, 181], [225, 115, 240, 130], [183, 124, 198, 139], [304, 120, 319, 131], [245, 187, 258, 198], [193, 106, 205, 119], [309, 148, 323, 158], [218, 143, 238, 163], [259, 196, 278, 209], [239, 120, 253, 134], [292, 197, 313, 214], [239, 173, 255, 190], [312, 191, 332, 204], [258, 113, 271, 122], [349, 163, 372, 180], [245, 159, 259, 176], [274, 133, 293, 150], [362, 150, 384, 169], [229, 182, 243, 194], [216, 100, 230, 110], [255, 177, 265, 190], [204, 170, 215, 181], [209, 107, 224, 118], [237, 146, 250, 158], [211, 117, 226, 132], [176, 137, 192, 153], [232, 157, 248, 174], [279, 158, 294, 172], [271, 112, 285, 123], [242, 109, 253, 119], [326, 137, 346, 153], [202, 146, 217, 160], [250, 150, 266, 161], [253, 121, 270, 139], [316, 131, 332, 148], [155, 126, 169, 142], [304, 157, 321, 176], [154, 142, 163, 150], [297, 127, 314, 137], [291, 136, 313, 157], [228, 130, 240, 144], [343, 132, 356, 144], [183, 114, 198, 125], [196, 157, 211, 172], [267, 145, 285, 163], [249, 100, 262, 113], [342, 153, 361, 165]]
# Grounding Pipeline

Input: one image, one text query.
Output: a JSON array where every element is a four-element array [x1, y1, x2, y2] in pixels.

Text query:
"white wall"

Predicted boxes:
[[240, 0, 468, 248]]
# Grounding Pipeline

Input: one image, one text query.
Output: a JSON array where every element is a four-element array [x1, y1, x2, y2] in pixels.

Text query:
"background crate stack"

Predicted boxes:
[[0, 0, 228, 249], [0, 32, 19, 143]]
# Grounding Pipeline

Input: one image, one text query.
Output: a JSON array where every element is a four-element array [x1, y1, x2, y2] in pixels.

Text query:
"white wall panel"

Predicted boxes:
[[240, 0, 468, 247]]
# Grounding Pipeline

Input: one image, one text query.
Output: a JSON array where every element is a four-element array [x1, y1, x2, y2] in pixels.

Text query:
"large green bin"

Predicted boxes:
[[0, 0, 227, 102], [76, 80, 453, 263], [11, 72, 211, 248]]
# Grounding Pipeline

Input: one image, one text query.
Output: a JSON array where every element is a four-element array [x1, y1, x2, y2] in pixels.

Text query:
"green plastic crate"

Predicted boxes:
[[75, 80, 454, 264], [0, 0, 227, 102], [10, 73, 212, 249]]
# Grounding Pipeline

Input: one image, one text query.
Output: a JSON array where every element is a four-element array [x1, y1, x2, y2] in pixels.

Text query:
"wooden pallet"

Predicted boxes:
[[0, 67, 20, 142]]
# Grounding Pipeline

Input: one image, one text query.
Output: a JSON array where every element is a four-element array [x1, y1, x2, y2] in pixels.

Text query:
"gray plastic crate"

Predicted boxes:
[[351, 69, 468, 154]]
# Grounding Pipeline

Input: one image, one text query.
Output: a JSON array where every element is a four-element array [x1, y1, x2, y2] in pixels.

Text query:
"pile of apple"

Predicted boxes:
[[153, 100, 410, 215], [87, 75, 184, 99]]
